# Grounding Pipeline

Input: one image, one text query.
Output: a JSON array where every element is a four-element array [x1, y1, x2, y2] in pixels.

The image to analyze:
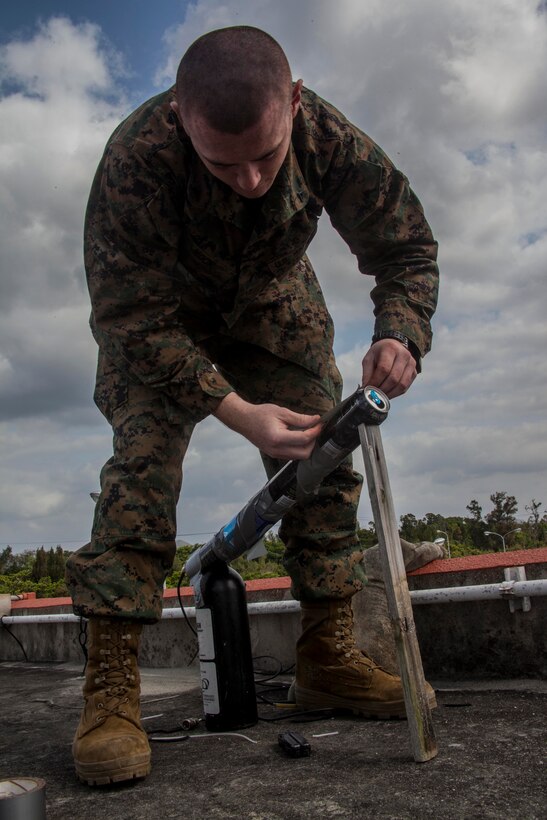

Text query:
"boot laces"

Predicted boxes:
[[93, 628, 136, 721], [334, 604, 377, 670]]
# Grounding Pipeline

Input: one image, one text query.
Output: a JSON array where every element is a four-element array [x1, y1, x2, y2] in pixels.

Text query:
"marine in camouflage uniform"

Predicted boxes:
[[67, 29, 439, 787], [65, 84, 438, 622]]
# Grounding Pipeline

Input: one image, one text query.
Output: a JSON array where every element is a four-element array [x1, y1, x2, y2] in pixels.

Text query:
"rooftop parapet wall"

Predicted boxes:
[[9, 548, 546, 613], [2, 548, 546, 677], [406, 547, 547, 680], [409, 547, 547, 576]]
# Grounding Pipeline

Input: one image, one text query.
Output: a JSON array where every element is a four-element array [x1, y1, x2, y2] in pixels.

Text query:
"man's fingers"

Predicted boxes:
[[261, 418, 322, 460], [362, 339, 417, 398], [283, 409, 322, 430], [214, 395, 323, 461], [384, 364, 417, 398], [375, 357, 416, 396]]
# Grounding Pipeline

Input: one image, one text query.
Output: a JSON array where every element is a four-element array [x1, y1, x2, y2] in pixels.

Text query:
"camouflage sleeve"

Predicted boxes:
[[84, 141, 233, 421], [323, 131, 439, 358]]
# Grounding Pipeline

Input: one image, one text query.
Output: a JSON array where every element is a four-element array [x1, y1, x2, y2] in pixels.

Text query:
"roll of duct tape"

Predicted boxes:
[[0, 778, 46, 820]]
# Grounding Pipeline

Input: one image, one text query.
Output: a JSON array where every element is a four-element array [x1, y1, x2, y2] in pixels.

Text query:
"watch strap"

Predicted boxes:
[[371, 330, 409, 348]]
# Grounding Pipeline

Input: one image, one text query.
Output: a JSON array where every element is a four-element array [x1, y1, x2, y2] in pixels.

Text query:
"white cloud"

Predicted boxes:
[[0, 17, 130, 545], [0, 18, 128, 311], [0, 17, 114, 97], [0, 17, 127, 410], [0, 483, 64, 520]]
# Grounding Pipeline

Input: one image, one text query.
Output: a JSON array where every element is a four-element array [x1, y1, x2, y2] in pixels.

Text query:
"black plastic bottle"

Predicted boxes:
[[195, 562, 258, 731]]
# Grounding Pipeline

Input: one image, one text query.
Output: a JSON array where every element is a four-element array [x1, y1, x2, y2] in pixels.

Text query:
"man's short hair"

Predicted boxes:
[[175, 26, 292, 134]]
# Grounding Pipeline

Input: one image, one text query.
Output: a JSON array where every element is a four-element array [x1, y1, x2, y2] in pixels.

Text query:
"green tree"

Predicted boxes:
[[46, 548, 55, 579], [525, 499, 542, 544], [0, 567, 67, 598], [525, 498, 541, 526], [164, 535, 288, 589], [463, 502, 489, 550], [0, 546, 14, 573], [164, 543, 198, 588], [357, 522, 377, 550], [466, 500, 483, 522], [31, 547, 48, 582], [399, 513, 419, 541], [46, 545, 66, 581], [264, 532, 285, 561], [15, 551, 35, 573], [485, 491, 518, 533]]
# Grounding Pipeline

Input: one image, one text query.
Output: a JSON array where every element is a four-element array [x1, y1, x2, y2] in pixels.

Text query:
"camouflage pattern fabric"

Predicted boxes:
[[66, 337, 365, 620], [67, 83, 438, 620], [84, 86, 438, 423]]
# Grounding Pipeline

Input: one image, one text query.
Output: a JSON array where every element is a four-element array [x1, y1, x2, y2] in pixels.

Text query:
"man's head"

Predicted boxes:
[[170, 26, 302, 198]]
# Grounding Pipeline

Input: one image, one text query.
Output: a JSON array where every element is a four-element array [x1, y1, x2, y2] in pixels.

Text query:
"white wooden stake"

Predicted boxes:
[[359, 423, 438, 762]]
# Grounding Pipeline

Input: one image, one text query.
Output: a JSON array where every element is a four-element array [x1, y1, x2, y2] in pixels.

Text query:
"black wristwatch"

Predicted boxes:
[[372, 330, 409, 349], [371, 331, 422, 370]]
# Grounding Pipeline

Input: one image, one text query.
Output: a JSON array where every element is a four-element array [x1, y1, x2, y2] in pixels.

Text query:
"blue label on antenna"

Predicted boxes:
[[369, 389, 385, 409], [223, 516, 237, 544]]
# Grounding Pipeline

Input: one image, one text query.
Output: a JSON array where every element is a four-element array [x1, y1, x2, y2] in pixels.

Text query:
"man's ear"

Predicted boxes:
[[169, 99, 182, 124], [291, 79, 303, 118]]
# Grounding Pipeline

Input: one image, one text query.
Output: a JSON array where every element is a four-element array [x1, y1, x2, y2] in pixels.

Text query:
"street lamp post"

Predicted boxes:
[[484, 527, 522, 552], [436, 529, 451, 558]]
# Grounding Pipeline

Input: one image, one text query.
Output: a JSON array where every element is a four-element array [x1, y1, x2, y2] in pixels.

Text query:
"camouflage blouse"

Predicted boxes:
[[85, 86, 438, 421]]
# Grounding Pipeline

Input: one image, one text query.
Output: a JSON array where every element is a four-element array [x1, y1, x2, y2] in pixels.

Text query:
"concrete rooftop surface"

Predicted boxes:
[[0, 662, 545, 820]]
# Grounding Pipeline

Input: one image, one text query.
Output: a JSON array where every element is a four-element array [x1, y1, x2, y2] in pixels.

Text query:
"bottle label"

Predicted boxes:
[[199, 661, 220, 714], [195, 607, 215, 660]]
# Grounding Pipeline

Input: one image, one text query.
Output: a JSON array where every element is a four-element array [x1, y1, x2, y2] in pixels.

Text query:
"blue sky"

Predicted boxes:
[[1, 0, 546, 552], [1, 1, 188, 101]]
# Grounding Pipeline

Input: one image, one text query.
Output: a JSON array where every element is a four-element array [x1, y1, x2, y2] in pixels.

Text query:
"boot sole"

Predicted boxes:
[[295, 685, 437, 720], [74, 752, 151, 786]]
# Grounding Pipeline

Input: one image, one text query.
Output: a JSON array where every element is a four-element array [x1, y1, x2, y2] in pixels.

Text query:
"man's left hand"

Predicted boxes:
[[361, 339, 417, 398]]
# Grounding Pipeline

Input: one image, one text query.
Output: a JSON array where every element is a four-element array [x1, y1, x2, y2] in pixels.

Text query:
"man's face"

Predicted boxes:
[[172, 82, 302, 199]]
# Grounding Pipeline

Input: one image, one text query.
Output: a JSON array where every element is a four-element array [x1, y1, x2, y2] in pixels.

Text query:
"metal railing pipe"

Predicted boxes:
[[2, 579, 546, 626]]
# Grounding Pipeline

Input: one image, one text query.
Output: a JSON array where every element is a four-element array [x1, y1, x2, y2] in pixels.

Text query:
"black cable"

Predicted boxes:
[[176, 568, 199, 665], [250, 654, 337, 720], [252, 654, 283, 683], [0, 615, 28, 662], [78, 616, 88, 676], [255, 685, 293, 706], [256, 681, 291, 692], [252, 655, 296, 708], [253, 655, 295, 683], [177, 570, 197, 637], [258, 707, 337, 723], [187, 647, 199, 665]]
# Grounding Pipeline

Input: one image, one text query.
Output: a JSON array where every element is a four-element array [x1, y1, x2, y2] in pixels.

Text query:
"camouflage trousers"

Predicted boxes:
[[65, 338, 365, 622]]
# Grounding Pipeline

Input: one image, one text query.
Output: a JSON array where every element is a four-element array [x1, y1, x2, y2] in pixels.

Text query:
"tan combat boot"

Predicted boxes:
[[295, 598, 436, 719], [72, 618, 151, 785]]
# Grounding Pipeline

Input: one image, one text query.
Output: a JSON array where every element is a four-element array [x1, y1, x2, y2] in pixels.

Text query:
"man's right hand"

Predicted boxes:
[[213, 392, 322, 460]]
